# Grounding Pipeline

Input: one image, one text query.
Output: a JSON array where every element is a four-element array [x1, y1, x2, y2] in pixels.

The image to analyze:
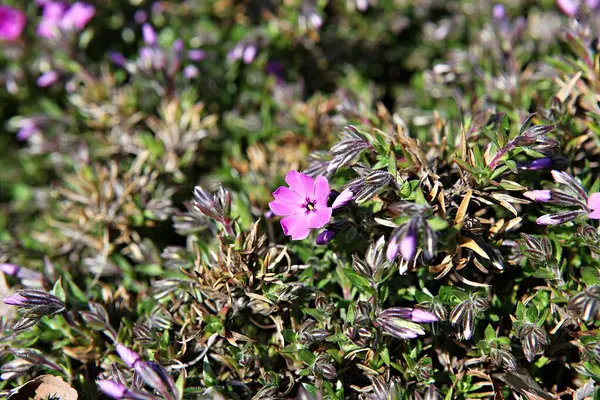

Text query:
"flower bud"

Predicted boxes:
[[315, 229, 336, 245], [524, 190, 551, 202], [116, 344, 140, 368]]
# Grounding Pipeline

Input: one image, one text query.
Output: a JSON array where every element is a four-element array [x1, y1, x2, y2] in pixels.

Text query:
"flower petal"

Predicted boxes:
[[588, 209, 600, 219], [308, 207, 332, 229], [588, 192, 600, 212], [313, 176, 330, 203], [270, 186, 303, 216], [281, 213, 311, 240], [269, 199, 300, 216], [331, 188, 353, 209], [285, 170, 314, 198]]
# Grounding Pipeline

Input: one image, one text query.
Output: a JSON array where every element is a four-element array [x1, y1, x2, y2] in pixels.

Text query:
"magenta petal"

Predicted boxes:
[[273, 186, 302, 203], [269, 199, 300, 216], [313, 176, 330, 203], [588, 209, 600, 219], [308, 207, 332, 229], [285, 170, 314, 198], [281, 213, 310, 240], [588, 192, 600, 211], [331, 188, 353, 209]]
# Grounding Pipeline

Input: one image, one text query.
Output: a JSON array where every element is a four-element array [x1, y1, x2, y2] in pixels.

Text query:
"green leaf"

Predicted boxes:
[[52, 278, 66, 303], [484, 324, 496, 341], [298, 349, 316, 366], [343, 269, 375, 295]]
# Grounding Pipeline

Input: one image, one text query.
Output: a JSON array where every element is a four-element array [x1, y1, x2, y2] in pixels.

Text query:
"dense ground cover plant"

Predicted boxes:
[[2, 0, 600, 399]]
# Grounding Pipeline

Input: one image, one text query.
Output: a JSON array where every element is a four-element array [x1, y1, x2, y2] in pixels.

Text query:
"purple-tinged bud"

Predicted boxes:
[[410, 308, 438, 323], [386, 236, 399, 262], [172, 39, 184, 55], [3, 293, 27, 306], [36, 71, 59, 88], [524, 190, 552, 202], [518, 157, 553, 171], [400, 233, 417, 260], [243, 44, 257, 64], [188, 49, 206, 61], [116, 344, 140, 368], [0, 263, 20, 276], [133, 361, 170, 399], [98, 380, 128, 399], [228, 44, 244, 61], [134, 10, 147, 24], [183, 65, 199, 79], [109, 51, 126, 67], [493, 4, 505, 20], [142, 23, 156, 46], [151, 2, 163, 14], [536, 210, 586, 225], [331, 188, 353, 209], [316, 229, 336, 245], [265, 210, 275, 219], [17, 122, 40, 141]]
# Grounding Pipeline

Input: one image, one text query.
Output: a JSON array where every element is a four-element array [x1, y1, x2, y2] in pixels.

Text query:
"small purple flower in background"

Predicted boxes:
[[37, 70, 59, 87], [229, 41, 258, 64], [37, 1, 94, 39], [0, 5, 26, 41], [269, 170, 332, 240], [60, 2, 95, 31], [134, 10, 148, 25], [183, 65, 199, 79], [188, 49, 206, 61], [142, 23, 157, 46], [493, 4, 505, 20], [16, 121, 41, 141], [588, 193, 600, 219]]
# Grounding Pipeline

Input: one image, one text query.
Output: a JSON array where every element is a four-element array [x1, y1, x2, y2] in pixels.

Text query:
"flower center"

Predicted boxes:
[[304, 198, 316, 213]]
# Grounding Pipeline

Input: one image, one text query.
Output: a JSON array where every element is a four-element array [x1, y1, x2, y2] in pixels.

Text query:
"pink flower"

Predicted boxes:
[[59, 2, 95, 31], [269, 170, 332, 240], [37, 1, 94, 39], [0, 5, 26, 41], [588, 193, 600, 219]]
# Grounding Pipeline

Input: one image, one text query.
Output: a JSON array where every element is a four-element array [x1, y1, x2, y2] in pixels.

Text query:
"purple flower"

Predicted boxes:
[[37, 1, 67, 39], [37, 1, 94, 39], [524, 190, 552, 202], [17, 121, 41, 141], [109, 51, 126, 67], [0, 263, 20, 276], [183, 65, 199, 79], [243, 44, 257, 64], [588, 193, 600, 219], [493, 4, 505, 20], [59, 2, 95, 31], [518, 157, 553, 171], [134, 10, 147, 24], [37, 71, 59, 88], [188, 49, 206, 61], [0, 5, 26, 41], [3, 293, 27, 306], [116, 344, 140, 368], [142, 23, 156, 46], [269, 170, 332, 240], [557, 0, 580, 16], [97, 380, 128, 399], [316, 229, 336, 245]]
